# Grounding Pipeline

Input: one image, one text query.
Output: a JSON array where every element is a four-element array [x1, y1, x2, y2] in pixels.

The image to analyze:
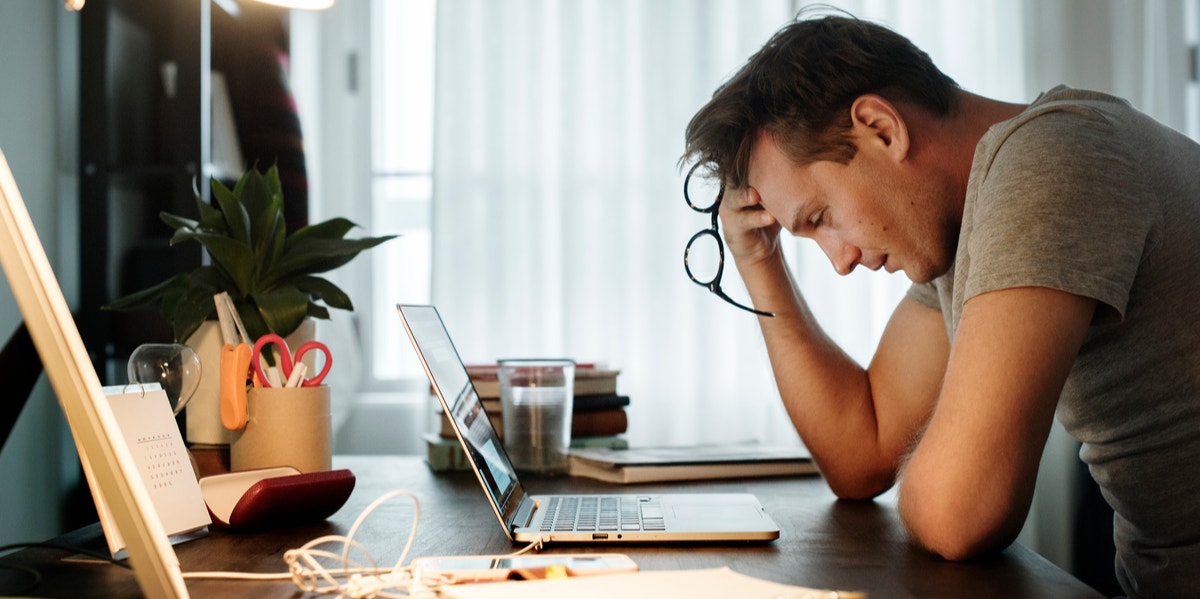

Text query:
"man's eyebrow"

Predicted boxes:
[[791, 204, 809, 233], [791, 193, 825, 234]]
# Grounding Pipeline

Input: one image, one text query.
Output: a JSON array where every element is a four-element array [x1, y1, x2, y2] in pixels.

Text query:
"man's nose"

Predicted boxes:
[[819, 238, 860, 276]]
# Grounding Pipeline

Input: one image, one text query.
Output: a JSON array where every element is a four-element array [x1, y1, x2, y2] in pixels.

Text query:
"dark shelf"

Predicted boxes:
[[78, 0, 291, 376], [78, 0, 210, 375]]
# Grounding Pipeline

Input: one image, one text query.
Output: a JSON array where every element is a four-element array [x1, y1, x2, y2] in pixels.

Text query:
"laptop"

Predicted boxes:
[[397, 304, 781, 543], [0, 148, 189, 597]]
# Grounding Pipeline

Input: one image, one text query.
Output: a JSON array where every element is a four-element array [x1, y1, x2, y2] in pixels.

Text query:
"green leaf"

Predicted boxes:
[[252, 207, 286, 285], [287, 217, 359, 244], [195, 186, 228, 232], [236, 299, 273, 344], [158, 286, 185, 324], [306, 302, 331, 321], [212, 177, 252, 245], [237, 165, 282, 226], [102, 274, 189, 312], [171, 233, 256, 295], [171, 284, 222, 343], [268, 235, 397, 285], [251, 287, 310, 339], [293, 275, 354, 311], [160, 212, 200, 233]]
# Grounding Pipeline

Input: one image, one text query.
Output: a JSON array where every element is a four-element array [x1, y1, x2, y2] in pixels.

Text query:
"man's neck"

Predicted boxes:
[[913, 90, 1028, 204], [950, 90, 1028, 153]]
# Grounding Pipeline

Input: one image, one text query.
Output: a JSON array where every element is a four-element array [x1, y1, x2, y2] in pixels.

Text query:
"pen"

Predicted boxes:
[[267, 366, 282, 388], [285, 362, 308, 388]]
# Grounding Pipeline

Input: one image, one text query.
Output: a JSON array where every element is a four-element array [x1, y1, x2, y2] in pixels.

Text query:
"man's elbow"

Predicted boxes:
[[908, 522, 1011, 562], [897, 489, 1022, 561], [822, 464, 896, 501]]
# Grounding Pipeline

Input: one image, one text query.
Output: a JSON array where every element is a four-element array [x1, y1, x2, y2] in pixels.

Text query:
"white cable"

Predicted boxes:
[[283, 489, 423, 597], [183, 488, 547, 597]]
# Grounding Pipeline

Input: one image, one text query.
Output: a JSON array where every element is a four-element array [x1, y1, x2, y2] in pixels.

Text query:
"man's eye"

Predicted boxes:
[[809, 211, 824, 228]]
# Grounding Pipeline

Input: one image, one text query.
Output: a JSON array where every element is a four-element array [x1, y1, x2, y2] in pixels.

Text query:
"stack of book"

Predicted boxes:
[[567, 442, 817, 484], [425, 363, 630, 472]]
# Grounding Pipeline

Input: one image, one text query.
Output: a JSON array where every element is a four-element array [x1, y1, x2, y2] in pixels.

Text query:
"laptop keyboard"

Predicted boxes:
[[538, 496, 666, 532]]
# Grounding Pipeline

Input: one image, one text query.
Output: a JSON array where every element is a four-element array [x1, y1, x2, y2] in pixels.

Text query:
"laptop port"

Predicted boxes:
[[592, 533, 608, 540]]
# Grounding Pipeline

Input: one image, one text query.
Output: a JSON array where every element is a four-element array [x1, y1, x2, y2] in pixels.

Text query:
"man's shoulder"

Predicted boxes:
[[992, 88, 1122, 147], [1031, 85, 1131, 109], [973, 87, 1139, 190]]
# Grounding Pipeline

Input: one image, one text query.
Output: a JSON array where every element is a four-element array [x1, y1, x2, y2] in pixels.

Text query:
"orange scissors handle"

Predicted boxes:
[[220, 343, 252, 430]]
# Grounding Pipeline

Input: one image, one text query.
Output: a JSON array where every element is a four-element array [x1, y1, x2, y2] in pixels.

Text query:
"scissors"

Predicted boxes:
[[251, 334, 333, 388], [220, 343, 253, 430], [216, 292, 254, 431]]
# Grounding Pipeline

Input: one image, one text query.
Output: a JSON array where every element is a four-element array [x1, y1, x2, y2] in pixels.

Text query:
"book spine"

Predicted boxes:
[[478, 394, 629, 414], [426, 433, 628, 472], [463, 365, 620, 399], [468, 380, 619, 399], [571, 409, 628, 437], [423, 434, 473, 472], [568, 435, 629, 450], [439, 411, 503, 439], [573, 394, 631, 412]]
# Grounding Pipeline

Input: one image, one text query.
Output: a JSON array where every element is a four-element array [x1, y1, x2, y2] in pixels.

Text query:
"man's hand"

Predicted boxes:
[[719, 186, 782, 268]]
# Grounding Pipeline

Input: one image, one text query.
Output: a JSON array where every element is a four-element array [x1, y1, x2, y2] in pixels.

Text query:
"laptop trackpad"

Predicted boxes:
[[670, 497, 766, 524]]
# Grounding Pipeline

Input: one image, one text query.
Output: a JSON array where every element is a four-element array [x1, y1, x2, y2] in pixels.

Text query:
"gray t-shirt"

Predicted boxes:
[[908, 86, 1200, 598]]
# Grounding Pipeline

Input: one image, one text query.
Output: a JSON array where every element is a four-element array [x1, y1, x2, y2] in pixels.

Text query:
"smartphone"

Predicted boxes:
[[410, 553, 639, 582]]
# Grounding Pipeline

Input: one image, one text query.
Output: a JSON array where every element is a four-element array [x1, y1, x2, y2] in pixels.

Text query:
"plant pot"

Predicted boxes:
[[184, 318, 316, 446]]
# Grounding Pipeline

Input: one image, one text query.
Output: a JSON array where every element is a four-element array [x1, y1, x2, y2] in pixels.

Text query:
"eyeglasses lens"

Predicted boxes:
[[684, 168, 722, 212], [684, 231, 722, 286]]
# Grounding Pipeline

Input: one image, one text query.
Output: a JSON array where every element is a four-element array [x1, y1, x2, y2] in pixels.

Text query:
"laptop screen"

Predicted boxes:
[[398, 305, 523, 514]]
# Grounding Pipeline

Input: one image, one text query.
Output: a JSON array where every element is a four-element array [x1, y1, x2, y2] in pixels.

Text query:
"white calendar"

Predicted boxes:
[[82, 384, 211, 557]]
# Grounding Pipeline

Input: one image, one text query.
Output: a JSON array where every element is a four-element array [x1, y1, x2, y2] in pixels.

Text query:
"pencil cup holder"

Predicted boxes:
[[231, 385, 332, 474]]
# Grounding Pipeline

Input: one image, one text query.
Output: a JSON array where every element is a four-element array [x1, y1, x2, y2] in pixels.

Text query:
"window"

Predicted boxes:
[[367, 0, 436, 383], [1189, 0, 1200, 140]]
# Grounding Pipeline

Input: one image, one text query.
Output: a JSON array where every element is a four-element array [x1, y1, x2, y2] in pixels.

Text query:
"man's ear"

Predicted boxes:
[[849, 94, 910, 161]]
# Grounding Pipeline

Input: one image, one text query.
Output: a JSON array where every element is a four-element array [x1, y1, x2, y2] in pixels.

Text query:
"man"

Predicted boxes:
[[683, 13, 1200, 598]]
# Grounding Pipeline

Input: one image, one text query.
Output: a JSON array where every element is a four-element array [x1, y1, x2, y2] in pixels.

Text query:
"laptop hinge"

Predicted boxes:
[[512, 496, 536, 530]]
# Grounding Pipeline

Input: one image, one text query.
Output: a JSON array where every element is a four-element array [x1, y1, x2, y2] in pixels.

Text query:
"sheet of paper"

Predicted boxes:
[[439, 567, 864, 599]]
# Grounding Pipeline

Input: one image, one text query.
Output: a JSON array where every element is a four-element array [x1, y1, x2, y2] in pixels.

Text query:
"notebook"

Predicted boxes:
[[0, 148, 190, 597], [397, 304, 780, 543]]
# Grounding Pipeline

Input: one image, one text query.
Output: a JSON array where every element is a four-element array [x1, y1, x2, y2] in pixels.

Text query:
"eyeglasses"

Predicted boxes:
[[683, 163, 774, 317]]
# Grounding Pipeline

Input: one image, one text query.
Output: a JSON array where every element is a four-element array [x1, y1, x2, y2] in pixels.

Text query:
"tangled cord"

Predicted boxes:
[[283, 490, 426, 598], [187, 489, 545, 598], [1, 490, 544, 598]]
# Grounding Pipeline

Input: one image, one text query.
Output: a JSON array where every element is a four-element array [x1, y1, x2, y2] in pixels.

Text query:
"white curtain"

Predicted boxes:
[[433, 0, 801, 447], [429, 0, 1190, 449]]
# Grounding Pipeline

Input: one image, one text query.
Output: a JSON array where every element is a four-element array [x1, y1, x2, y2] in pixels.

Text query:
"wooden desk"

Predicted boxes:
[[0, 456, 1104, 599]]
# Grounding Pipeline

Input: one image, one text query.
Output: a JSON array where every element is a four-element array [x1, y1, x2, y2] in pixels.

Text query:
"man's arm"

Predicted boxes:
[[720, 187, 949, 499], [744, 251, 949, 499], [898, 286, 1095, 560]]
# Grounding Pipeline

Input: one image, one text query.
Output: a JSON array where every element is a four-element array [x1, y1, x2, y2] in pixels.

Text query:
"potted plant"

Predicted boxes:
[[104, 164, 395, 344]]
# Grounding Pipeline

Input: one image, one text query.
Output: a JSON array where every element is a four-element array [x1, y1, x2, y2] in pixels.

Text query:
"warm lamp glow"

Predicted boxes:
[[254, 0, 335, 9], [65, 0, 334, 12]]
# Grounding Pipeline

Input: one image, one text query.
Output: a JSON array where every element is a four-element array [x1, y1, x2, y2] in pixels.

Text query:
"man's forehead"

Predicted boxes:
[[744, 131, 792, 189]]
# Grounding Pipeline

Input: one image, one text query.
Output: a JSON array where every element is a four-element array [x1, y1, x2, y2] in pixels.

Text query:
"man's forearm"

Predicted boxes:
[[737, 254, 922, 498]]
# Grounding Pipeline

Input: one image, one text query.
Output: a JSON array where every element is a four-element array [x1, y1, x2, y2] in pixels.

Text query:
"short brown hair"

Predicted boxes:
[[682, 11, 959, 188]]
